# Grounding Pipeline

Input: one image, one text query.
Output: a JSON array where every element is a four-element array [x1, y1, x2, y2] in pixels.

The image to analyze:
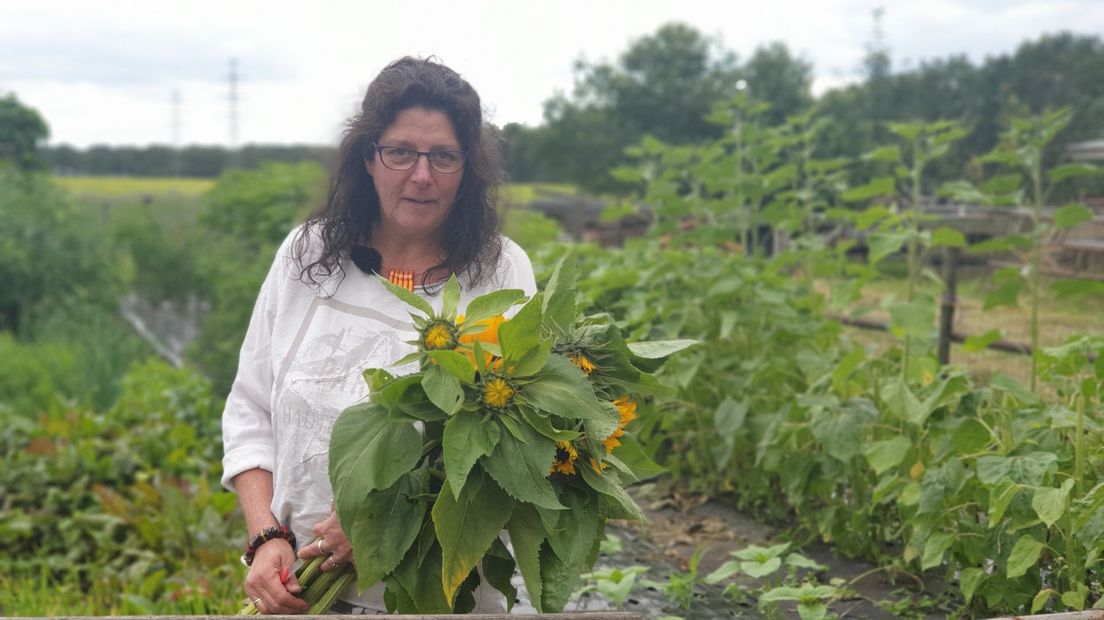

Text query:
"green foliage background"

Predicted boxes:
[[2, 20, 1104, 618]]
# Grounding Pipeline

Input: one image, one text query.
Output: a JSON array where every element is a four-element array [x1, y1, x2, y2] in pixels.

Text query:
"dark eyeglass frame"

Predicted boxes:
[[372, 143, 468, 174]]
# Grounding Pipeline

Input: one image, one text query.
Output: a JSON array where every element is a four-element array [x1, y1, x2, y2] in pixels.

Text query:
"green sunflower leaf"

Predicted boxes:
[[510, 336, 553, 378], [542, 253, 577, 335], [379, 275, 434, 317], [461, 288, 526, 325], [363, 367, 395, 390], [613, 434, 666, 481], [525, 355, 612, 431], [841, 176, 895, 203], [391, 541, 451, 613], [541, 488, 601, 612], [500, 294, 543, 363], [580, 400, 622, 458], [626, 339, 697, 364], [426, 349, 476, 384], [482, 538, 518, 612], [330, 402, 422, 497], [506, 504, 546, 612], [579, 464, 645, 522], [539, 543, 573, 613], [422, 364, 464, 415], [518, 406, 580, 442], [482, 420, 564, 510], [396, 390, 450, 422], [441, 274, 461, 319], [442, 410, 501, 499], [366, 371, 421, 407], [388, 350, 425, 369], [432, 473, 515, 605], [1053, 203, 1092, 230], [930, 227, 966, 248], [346, 472, 427, 593], [580, 322, 644, 378]]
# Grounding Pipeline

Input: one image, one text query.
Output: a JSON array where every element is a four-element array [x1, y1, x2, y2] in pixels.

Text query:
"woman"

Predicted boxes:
[[221, 57, 536, 614]]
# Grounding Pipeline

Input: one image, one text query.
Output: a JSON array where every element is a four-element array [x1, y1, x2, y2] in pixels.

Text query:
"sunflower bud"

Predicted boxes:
[[481, 375, 516, 410], [422, 320, 458, 350]]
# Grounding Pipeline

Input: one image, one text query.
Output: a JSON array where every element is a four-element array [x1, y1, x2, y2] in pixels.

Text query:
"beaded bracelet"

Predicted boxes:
[[240, 525, 297, 567]]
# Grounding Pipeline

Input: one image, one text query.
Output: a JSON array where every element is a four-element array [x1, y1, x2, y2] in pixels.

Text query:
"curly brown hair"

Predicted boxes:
[[293, 56, 502, 292]]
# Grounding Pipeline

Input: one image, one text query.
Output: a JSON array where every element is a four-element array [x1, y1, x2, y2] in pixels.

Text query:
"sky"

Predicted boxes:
[[2, 0, 1101, 148]]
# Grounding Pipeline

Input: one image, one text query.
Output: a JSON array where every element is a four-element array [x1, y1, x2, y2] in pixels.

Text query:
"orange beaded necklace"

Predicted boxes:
[[387, 269, 416, 291]]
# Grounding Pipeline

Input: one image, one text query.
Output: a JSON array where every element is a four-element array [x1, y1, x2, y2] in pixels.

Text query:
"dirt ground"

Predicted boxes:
[[583, 486, 950, 619]]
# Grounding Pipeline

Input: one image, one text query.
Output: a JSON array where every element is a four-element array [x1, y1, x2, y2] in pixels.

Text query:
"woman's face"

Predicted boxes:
[[366, 106, 464, 242]]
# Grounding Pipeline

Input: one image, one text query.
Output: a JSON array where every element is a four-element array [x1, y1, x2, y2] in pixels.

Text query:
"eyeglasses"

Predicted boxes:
[[372, 143, 468, 174]]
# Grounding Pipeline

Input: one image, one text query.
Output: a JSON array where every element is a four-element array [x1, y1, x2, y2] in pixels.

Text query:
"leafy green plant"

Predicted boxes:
[[703, 543, 842, 619], [0, 358, 240, 616], [842, 119, 967, 381], [546, 101, 1104, 617], [943, 107, 1100, 392], [576, 564, 650, 607], [642, 545, 707, 611], [758, 582, 845, 620]]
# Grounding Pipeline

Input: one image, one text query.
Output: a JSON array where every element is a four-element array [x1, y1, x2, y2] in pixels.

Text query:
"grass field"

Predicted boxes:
[[55, 176, 211, 232], [56, 176, 573, 206], [499, 182, 577, 205], [54, 175, 214, 197], [837, 273, 1104, 385]]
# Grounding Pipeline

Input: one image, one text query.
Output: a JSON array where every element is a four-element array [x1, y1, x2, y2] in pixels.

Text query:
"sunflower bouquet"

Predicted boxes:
[[328, 256, 693, 613]]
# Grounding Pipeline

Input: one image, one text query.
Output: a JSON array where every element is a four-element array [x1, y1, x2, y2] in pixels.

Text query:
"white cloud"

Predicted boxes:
[[2, 0, 1101, 147]]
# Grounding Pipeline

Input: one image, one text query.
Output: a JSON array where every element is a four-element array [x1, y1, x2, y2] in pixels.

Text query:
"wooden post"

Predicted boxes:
[[937, 246, 959, 365]]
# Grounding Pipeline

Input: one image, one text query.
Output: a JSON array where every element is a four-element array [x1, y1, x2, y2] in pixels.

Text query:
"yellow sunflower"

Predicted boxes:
[[457, 314, 504, 367], [422, 320, 457, 350], [482, 375, 515, 409], [570, 352, 596, 376], [550, 440, 578, 475], [603, 396, 637, 454], [602, 428, 624, 454], [613, 396, 637, 425]]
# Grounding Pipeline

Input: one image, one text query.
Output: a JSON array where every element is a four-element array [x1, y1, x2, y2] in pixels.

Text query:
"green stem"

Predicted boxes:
[[303, 567, 341, 606], [308, 568, 356, 614], [1076, 390, 1086, 497], [297, 554, 325, 590], [901, 148, 924, 383], [1029, 163, 1043, 393]]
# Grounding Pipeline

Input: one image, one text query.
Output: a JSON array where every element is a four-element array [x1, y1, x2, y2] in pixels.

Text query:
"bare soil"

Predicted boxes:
[[582, 486, 951, 619]]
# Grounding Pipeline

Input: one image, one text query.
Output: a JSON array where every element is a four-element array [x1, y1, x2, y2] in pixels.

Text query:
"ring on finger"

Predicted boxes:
[[317, 538, 327, 554], [253, 598, 264, 610], [327, 557, 339, 569]]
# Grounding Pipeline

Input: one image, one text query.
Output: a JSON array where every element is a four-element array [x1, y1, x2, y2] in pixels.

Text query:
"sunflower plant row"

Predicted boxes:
[[327, 256, 694, 613]]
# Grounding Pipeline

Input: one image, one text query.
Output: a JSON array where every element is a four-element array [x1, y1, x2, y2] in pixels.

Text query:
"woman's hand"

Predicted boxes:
[[245, 539, 308, 615], [298, 510, 355, 572]]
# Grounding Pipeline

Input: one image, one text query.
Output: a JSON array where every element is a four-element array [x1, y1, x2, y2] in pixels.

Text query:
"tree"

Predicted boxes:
[[742, 42, 814, 125], [540, 23, 743, 192], [533, 23, 816, 193], [0, 94, 49, 171], [0, 170, 119, 333], [500, 122, 551, 183], [814, 29, 1104, 200]]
